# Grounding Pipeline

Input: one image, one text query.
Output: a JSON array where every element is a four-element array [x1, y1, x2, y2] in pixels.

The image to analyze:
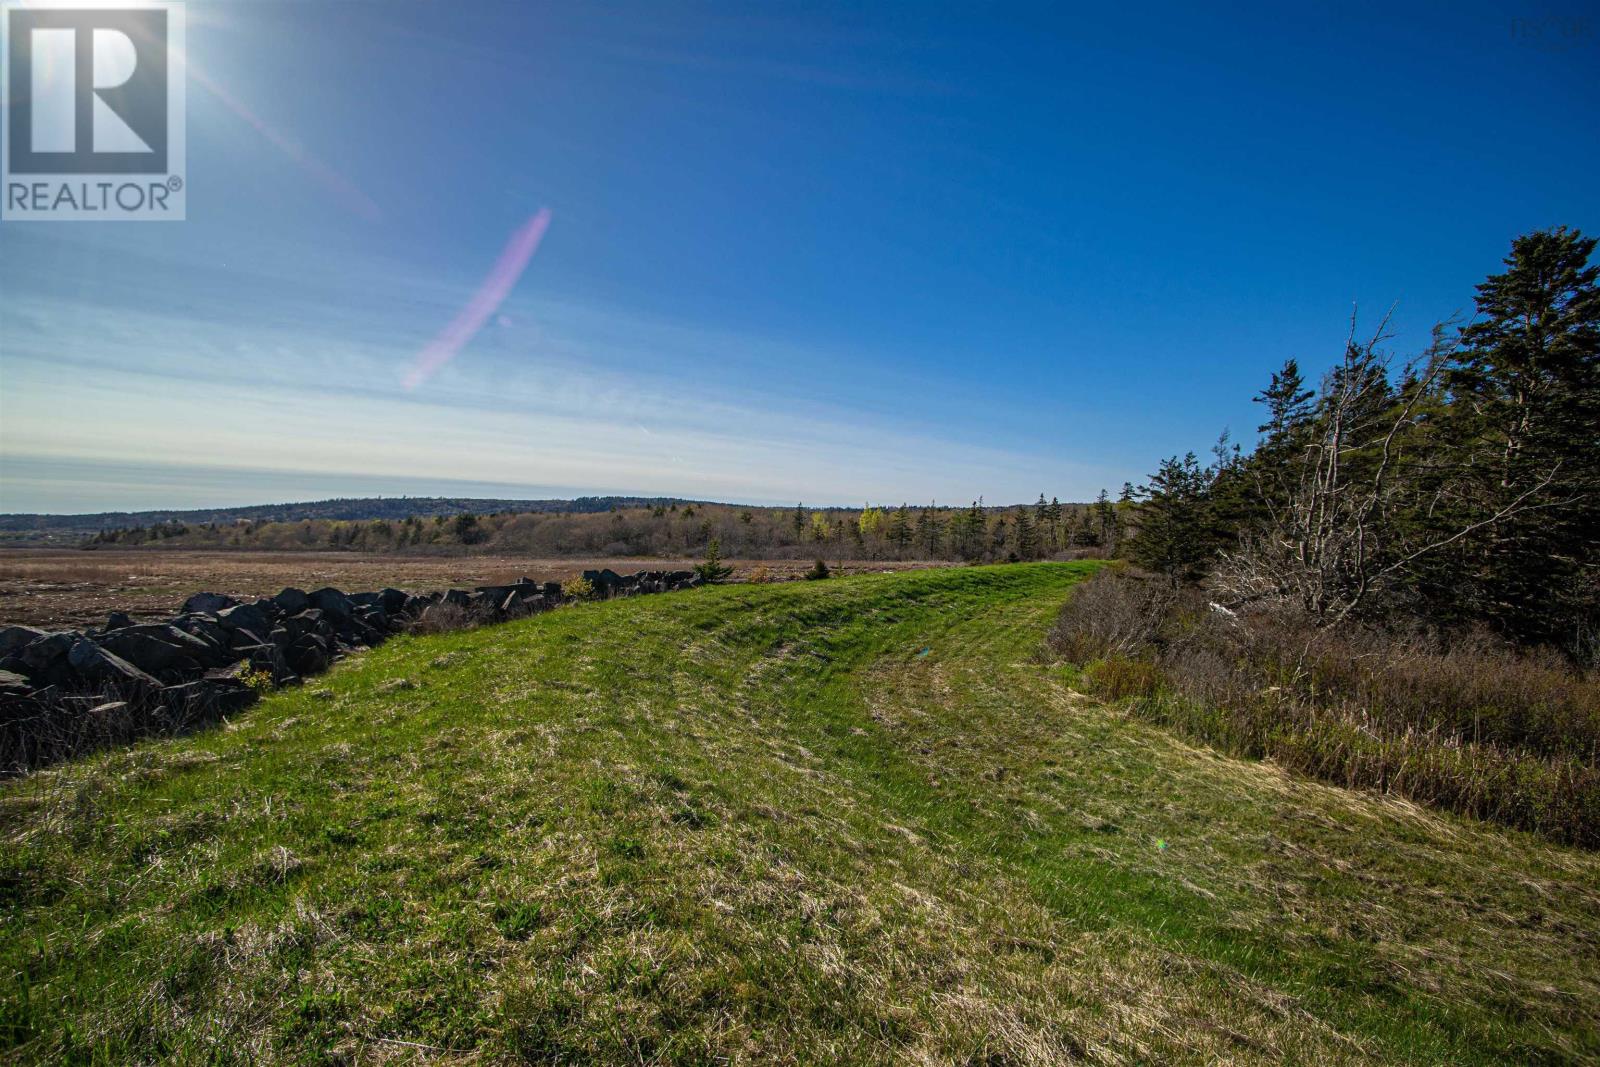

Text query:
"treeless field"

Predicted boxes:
[[0, 549, 949, 629]]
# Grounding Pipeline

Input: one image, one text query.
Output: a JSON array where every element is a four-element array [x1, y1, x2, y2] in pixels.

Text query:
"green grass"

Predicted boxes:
[[2, 563, 1597, 1064]]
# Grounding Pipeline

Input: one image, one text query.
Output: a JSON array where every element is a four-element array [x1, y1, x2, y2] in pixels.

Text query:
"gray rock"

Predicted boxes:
[[308, 587, 354, 622], [17, 632, 74, 682], [287, 634, 330, 676], [170, 615, 231, 655], [182, 591, 238, 615], [283, 610, 327, 641], [225, 626, 268, 651], [65, 636, 160, 692], [217, 602, 272, 637], [98, 624, 214, 677], [273, 588, 311, 615], [0, 626, 48, 657]]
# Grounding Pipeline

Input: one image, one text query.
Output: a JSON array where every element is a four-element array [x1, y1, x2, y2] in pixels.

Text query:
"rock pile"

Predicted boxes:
[[0, 568, 701, 774]]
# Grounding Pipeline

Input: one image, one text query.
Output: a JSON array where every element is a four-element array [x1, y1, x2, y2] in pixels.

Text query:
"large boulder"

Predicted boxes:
[[182, 591, 238, 615], [352, 604, 389, 634], [234, 642, 288, 679], [16, 632, 75, 685], [401, 593, 435, 618], [217, 602, 272, 639], [582, 569, 625, 597], [170, 615, 232, 655], [375, 588, 408, 616], [273, 588, 312, 615], [97, 624, 216, 678], [282, 610, 328, 642], [0, 626, 48, 658], [65, 637, 160, 693], [287, 634, 331, 676], [308, 588, 354, 624], [224, 626, 269, 652]]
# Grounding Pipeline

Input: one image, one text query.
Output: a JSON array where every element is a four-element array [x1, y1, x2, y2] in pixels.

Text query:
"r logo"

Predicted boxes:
[[6, 6, 168, 174]]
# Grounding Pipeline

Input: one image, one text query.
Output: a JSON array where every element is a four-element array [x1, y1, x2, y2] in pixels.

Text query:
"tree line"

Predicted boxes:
[[1124, 227, 1598, 661], [82, 496, 1127, 563]]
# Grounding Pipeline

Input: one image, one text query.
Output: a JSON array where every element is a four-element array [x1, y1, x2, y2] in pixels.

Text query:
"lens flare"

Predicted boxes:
[[402, 209, 552, 391]]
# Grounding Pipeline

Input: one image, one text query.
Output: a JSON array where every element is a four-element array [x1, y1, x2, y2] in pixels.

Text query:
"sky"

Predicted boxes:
[[1, 0, 1596, 514]]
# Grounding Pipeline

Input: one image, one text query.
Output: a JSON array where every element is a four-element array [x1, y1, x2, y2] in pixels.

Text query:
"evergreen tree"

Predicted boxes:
[[990, 513, 1011, 559], [1254, 358, 1314, 442], [1014, 508, 1037, 560], [1093, 489, 1119, 554], [1447, 227, 1600, 646], [887, 504, 913, 556], [694, 538, 734, 583], [916, 505, 943, 557], [953, 501, 986, 560], [1129, 453, 1216, 583]]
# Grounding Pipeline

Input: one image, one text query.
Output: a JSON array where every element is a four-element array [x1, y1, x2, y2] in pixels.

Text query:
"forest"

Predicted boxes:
[[80, 496, 1124, 562], [1052, 227, 1600, 845]]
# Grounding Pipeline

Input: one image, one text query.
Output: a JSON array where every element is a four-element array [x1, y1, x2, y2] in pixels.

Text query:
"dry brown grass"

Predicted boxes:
[[0, 549, 947, 629], [1049, 569, 1600, 847]]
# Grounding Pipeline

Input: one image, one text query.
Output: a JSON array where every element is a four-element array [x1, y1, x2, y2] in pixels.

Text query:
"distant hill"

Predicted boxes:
[[0, 496, 702, 540], [1, 495, 1111, 560]]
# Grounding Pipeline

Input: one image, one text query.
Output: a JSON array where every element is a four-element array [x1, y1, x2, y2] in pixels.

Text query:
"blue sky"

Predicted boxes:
[[2, 0, 1596, 513]]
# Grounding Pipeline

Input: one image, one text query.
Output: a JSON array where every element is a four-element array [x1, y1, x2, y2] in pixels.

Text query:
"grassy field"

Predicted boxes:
[[2, 564, 1597, 1064]]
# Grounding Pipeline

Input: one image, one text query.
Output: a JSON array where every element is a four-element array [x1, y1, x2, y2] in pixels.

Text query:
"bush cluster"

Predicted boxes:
[[1050, 570, 1600, 847]]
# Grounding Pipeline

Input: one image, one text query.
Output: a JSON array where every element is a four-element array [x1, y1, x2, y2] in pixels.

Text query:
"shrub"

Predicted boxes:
[[746, 564, 775, 584], [1046, 567, 1179, 661], [241, 668, 276, 693], [1084, 656, 1161, 701], [804, 559, 831, 581], [563, 577, 596, 601], [694, 539, 734, 584], [1049, 569, 1600, 847], [409, 601, 474, 634]]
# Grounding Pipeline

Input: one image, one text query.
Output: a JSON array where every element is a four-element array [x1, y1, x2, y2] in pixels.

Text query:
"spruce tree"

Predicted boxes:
[[1254, 359, 1314, 442], [1130, 453, 1216, 583], [887, 504, 913, 557], [916, 505, 943, 557], [1447, 227, 1600, 646], [1014, 508, 1037, 560], [1093, 489, 1119, 554], [694, 538, 734, 583]]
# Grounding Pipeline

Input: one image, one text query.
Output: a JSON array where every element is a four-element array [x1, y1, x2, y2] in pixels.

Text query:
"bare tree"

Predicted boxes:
[[1213, 311, 1564, 626]]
